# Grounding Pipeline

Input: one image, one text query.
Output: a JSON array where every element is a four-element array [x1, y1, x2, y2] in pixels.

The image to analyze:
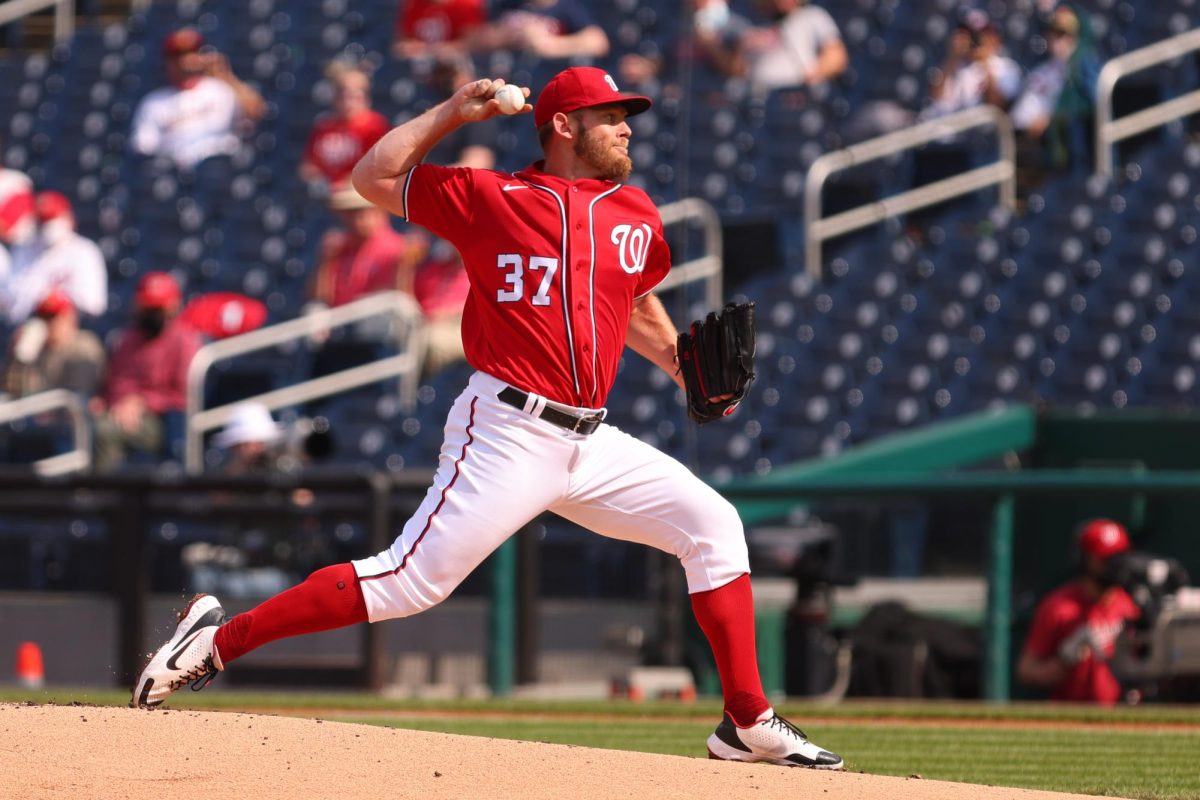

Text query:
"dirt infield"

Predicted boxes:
[[0, 703, 1125, 800]]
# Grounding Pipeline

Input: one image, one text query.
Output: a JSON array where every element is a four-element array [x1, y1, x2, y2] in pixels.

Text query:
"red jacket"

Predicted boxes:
[[103, 319, 202, 414]]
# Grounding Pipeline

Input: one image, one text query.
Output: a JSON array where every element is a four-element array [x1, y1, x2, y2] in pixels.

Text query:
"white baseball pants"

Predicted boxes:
[[352, 370, 750, 622]]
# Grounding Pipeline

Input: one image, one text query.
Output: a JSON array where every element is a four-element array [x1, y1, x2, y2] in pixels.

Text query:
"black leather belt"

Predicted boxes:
[[497, 386, 604, 435]]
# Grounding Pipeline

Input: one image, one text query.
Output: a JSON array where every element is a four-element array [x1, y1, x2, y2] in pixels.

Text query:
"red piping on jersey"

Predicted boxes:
[[359, 396, 478, 581]]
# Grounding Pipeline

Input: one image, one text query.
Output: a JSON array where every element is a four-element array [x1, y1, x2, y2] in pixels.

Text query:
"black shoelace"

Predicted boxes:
[[767, 714, 810, 742], [169, 655, 219, 693]]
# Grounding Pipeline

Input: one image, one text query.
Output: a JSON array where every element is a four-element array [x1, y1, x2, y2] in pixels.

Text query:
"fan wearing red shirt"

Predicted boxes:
[[1018, 519, 1141, 704], [310, 186, 422, 307], [299, 63, 390, 186], [393, 0, 487, 59], [131, 66, 844, 773], [92, 272, 201, 472]]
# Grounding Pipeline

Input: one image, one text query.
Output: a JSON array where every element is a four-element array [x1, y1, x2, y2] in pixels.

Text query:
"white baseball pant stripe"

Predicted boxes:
[[352, 370, 749, 622]]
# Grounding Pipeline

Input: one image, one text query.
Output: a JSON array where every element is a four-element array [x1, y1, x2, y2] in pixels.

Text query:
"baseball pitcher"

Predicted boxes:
[[132, 66, 843, 770]]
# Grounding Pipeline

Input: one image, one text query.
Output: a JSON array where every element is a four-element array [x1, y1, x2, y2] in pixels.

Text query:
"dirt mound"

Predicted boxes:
[[0, 703, 1111, 800]]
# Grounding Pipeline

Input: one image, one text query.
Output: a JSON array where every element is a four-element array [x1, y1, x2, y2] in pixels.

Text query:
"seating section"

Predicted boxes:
[[3, 0, 1200, 477]]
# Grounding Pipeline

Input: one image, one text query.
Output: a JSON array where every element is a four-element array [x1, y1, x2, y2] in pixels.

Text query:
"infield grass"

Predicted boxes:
[[5, 689, 1199, 799]]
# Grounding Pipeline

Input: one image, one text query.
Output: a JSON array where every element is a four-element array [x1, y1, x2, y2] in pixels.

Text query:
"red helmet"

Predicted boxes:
[[1078, 519, 1130, 560]]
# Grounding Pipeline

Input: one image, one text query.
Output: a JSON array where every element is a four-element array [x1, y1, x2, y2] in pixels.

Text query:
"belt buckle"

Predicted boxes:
[[571, 410, 605, 435]]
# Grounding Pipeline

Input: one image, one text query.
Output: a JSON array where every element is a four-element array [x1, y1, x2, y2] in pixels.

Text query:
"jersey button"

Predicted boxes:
[[571, 187, 578, 193], [575, 223, 582, 230], [576, 302, 585, 310]]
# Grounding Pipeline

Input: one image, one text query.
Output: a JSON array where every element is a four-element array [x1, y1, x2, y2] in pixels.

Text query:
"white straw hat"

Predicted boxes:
[[213, 403, 284, 448]]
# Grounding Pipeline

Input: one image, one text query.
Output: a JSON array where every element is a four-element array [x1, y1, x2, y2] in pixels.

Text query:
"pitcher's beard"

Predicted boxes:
[[575, 128, 632, 181]]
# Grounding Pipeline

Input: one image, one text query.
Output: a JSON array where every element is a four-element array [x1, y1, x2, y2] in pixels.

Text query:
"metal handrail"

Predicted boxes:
[[1095, 27, 1200, 178], [0, 0, 75, 43], [0, 388, 91, 475], [804, 104, 1016, 277], [184, 291, 425, 474], [657, 197, 723, 310]]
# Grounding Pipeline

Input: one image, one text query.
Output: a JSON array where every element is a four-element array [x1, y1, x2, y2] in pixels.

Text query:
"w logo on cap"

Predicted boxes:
[[603, 73, 619, 92]]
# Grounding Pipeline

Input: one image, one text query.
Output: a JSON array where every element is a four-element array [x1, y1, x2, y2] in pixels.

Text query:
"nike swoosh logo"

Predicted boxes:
[[502, 184, 528, 192], [165, 630, 209, 671]]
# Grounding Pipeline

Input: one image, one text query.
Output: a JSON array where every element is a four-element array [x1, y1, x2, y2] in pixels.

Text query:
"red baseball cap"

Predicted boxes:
[[136, 271, 182, 310], [1078, 519, 1130, 560], [35, 289, 73, 318], [163, 28, 203, 57], [533, 67, 651, 128], [36, 191, 72, 222]]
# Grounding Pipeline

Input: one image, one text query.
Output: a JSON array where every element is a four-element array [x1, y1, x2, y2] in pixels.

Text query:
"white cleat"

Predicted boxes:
[[131, 594, 226, 709], [707, 708, 845, 769]]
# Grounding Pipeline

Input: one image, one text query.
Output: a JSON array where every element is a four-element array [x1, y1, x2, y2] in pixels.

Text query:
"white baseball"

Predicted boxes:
[[494, 84, 525, 115]]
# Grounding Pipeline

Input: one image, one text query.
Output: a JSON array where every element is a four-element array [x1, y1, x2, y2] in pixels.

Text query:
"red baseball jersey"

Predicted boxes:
[[305, 110, 391, 184], [1022, 582, 1139, 704], [402, 161, 671, 408]]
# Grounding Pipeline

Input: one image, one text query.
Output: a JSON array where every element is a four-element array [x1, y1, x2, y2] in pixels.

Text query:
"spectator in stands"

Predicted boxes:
[[618, 0, 753, 88], [393, 0, 488, 60], [299, 62, 391, 191], [0, 166, 37, 321], [1017, 519, 1140, 705], [3, 192, 108, 325], [412, 238, 470, 375], [467, 0, 609, 61], [1010, 4, 1099, 178], [214, 402, 286, 475], [922, 11, 1021, 120], [91, 272, 202, 472], [309, 186, 425, 308], [2, 290, 105, 399], [129, 29, 265, 173], [733, 0, 847, 93]]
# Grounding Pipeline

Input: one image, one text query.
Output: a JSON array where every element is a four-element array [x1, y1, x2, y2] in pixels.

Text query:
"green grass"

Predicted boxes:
[[5, 689, 1200, 798]]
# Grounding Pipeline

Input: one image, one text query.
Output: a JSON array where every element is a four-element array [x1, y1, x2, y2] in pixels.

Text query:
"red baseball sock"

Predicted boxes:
[[690, 573, 770, 727], [214, 563, 368, 665]]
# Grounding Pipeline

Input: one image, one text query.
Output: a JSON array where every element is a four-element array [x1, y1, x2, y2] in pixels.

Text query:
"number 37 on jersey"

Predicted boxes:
[[493, 223, 652, 307]]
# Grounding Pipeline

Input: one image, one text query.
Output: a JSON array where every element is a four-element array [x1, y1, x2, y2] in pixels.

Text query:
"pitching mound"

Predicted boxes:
[[1, 703, 1109, 800]]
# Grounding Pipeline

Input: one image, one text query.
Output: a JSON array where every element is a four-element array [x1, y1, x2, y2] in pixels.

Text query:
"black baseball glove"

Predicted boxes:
[[676, 301, 756, 424]]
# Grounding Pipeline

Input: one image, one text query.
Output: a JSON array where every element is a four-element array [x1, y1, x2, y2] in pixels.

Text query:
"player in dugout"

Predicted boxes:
[[132, 66, 843, 770], [1017, 518, 1140, 704]]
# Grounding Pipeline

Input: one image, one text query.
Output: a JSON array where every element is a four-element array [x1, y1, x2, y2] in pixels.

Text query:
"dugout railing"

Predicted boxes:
[[0, 469, 428, 690], [722, 469, 1200, 702]]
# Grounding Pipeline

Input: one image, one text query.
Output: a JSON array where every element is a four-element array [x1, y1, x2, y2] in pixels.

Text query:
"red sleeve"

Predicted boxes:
[[402, 163, 476, 244], [1023, 594, 1067, 660]]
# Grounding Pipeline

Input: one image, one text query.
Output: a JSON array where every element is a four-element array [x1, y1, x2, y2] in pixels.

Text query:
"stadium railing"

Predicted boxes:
[[0, 0, 74, 43], [0, 387, 91, 475], [183, 290, 425, 475], [803, 104, 1017, 277], [1095, 26, 1200, 178]]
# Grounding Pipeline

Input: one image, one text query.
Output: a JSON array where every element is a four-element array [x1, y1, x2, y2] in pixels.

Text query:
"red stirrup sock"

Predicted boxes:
[[690, 573, 771, 727], [213, 562, 368, 665]]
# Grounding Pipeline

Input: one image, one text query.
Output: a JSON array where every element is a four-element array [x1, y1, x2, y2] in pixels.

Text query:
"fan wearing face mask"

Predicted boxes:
[[90, 272, 202, 472], [3, 192, 108, 325]]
